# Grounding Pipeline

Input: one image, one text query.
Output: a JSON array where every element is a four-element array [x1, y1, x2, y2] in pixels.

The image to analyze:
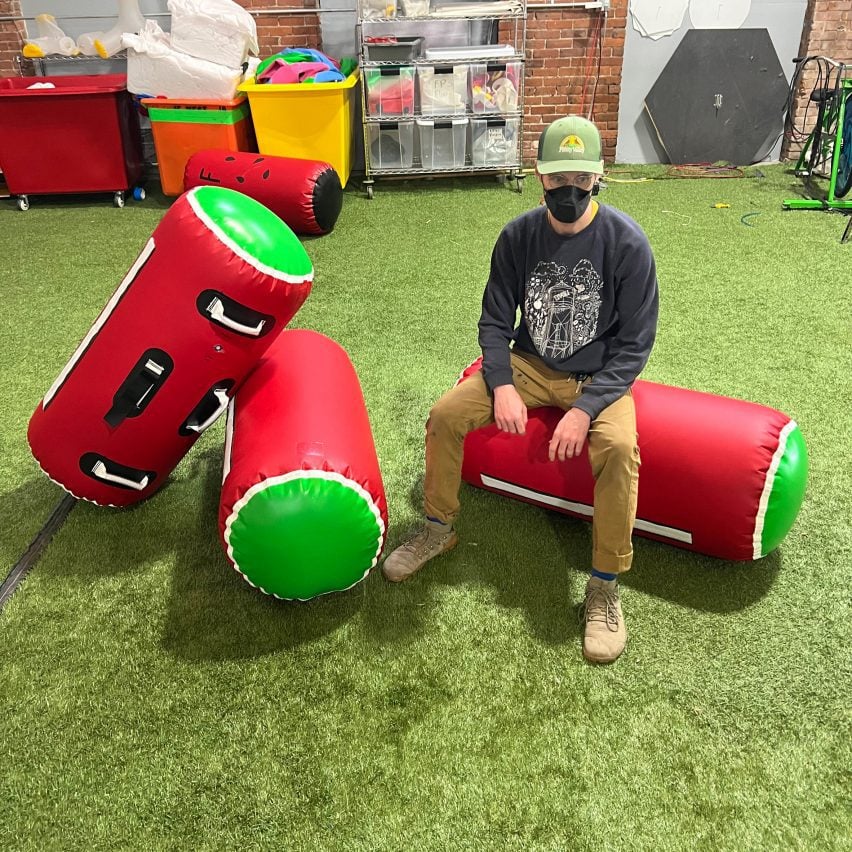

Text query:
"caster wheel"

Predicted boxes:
[[17, 196, 30, 212], [113, 191, 125, 208], [132, 186, 146, 202], [366, 185, 374, 199], [496, 174, 508, 186]]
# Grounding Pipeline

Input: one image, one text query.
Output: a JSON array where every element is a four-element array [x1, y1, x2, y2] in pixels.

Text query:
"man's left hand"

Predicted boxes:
[[549, 408, 592, 461]]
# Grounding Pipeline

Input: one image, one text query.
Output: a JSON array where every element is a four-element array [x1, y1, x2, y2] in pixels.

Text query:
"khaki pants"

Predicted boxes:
[[424, 351, 640, 573]]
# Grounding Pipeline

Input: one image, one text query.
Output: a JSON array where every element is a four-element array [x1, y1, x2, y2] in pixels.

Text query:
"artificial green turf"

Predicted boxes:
[[0, 167, 850, 850]]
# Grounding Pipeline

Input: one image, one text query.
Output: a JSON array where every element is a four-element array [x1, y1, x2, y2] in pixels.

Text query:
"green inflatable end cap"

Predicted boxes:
[[761, 423, 808, 557], [228, 475, 383, 600], [191, 186, 313, 278]]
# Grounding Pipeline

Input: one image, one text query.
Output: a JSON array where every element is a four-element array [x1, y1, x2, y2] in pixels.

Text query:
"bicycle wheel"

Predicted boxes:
[[835, 92, 852, 198]]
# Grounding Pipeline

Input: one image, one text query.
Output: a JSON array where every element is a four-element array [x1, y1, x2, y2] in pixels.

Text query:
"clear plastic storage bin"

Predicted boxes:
[[365, 66, 416, 117], [399, 0, 429, 14], [361, 0, 397, 20], [470, 116, 519, 166], [470, 61, 521, 113], [417, 118, 468, 169], [368, 121, 415, 169], [418, 65, 468, 115]]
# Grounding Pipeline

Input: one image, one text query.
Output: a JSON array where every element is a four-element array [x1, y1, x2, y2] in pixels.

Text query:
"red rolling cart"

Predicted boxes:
[[0, 74, 144, 210]]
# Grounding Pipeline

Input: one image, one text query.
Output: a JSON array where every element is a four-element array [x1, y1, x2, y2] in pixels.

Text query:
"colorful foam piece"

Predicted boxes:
[[459, 360, 807, 561], [257, 59, 344, 85], [28, 187, 313, 507], [219, 329, 388, 600], [183, 149, 343, 235], [255, 48, 341, 79]]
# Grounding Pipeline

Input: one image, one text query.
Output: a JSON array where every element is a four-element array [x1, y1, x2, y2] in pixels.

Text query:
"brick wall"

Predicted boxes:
[[237, 0, 321, 56], [781, 0, 851, 161], [0, 0, 24, 78], [522, 0, 626, 164]]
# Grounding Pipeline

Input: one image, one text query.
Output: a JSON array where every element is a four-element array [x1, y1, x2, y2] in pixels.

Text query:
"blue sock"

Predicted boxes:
[[591, 569, 617, 581], [426, 516, 449, 527]]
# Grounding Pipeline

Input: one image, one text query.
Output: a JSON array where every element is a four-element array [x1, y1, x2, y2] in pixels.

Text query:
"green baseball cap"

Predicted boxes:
[[536, 115, 604, 175]]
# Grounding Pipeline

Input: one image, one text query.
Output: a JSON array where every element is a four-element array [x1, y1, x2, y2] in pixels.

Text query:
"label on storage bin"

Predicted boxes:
[[431, 75, 455, 104], [472, 118, 516, 166], [419, 65, 467, 115]]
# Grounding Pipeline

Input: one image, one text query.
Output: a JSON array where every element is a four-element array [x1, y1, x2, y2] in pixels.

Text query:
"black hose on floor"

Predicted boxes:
[[0, 493, 77, 614]]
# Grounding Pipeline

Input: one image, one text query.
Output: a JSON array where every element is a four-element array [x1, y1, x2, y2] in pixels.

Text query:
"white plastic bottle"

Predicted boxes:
[[22, 14, 79, 58]]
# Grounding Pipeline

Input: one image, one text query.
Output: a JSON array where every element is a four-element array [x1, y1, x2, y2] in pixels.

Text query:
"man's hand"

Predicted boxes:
[[549, 408, 591, 461], [493, 384, 527, 435]]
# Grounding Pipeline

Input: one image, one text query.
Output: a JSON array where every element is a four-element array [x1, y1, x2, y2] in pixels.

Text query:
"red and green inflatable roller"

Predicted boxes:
[[28, 185, 313, 506], [459, 360, 808, 561], [219, 329, 388, 599]]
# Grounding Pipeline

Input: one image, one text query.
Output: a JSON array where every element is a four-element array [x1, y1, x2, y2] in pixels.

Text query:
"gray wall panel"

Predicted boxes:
[[616, 0, 807, 164]]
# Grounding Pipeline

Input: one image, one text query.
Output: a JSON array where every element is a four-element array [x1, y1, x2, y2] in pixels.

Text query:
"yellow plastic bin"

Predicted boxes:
[[238, 71, 358, 187]]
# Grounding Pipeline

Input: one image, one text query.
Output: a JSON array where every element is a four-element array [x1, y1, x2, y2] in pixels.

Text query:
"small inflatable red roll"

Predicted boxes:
[[220, 329, 388, 600], [183, 149, 343, 235], [460, 361, 807, 561], [28, 187, 313, 506]]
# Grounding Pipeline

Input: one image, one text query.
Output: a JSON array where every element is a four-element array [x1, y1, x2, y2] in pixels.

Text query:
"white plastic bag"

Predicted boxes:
[[168, 0, 259, 67], [123, 22, 243, 100]]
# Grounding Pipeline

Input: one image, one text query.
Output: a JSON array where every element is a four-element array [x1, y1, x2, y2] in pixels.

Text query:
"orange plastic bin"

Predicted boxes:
[[142, 95, 256, 196]]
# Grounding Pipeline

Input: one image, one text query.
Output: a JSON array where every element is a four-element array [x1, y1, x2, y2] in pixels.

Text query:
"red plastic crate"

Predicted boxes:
[[0, 74, 143, 201]]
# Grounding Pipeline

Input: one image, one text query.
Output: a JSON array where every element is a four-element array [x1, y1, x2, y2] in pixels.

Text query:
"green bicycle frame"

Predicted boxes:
[[784, 78, 852, 210]]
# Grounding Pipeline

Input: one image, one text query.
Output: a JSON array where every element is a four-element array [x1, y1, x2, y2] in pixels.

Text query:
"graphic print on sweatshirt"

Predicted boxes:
[[524, 259, 603, 359]]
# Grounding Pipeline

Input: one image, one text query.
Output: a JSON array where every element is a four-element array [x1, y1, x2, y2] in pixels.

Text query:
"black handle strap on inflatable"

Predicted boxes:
[[105, 349, 174, 427]]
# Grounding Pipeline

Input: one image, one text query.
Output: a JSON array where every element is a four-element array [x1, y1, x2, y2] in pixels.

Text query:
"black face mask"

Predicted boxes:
[[544, 184, 593, 224]]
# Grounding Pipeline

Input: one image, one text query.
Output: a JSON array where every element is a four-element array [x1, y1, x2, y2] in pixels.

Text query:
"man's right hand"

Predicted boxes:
[[493, 384, 527, 435]]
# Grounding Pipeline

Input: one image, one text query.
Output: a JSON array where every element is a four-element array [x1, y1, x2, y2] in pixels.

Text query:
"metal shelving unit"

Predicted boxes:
[[357, 2, 527, 197], [13, 51, 129, 77]]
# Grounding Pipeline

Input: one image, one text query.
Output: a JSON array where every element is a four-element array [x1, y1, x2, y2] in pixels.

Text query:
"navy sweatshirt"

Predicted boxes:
[[478, 203, 659, 421]]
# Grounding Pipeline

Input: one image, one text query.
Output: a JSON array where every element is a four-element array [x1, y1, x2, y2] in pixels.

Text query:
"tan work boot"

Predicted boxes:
[[382, 520, 458, 582], [580, 576, 626, 663]]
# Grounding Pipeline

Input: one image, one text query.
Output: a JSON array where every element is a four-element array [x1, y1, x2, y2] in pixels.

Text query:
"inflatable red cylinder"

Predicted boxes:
[[220, 329, 388, 600], [460, 363, 807, 561], [183, 149, 343, 235], [28, 186, 313, 506]]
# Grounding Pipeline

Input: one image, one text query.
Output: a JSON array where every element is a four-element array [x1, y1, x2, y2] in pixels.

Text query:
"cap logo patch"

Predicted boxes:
[[559, 134, 585, 154]]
